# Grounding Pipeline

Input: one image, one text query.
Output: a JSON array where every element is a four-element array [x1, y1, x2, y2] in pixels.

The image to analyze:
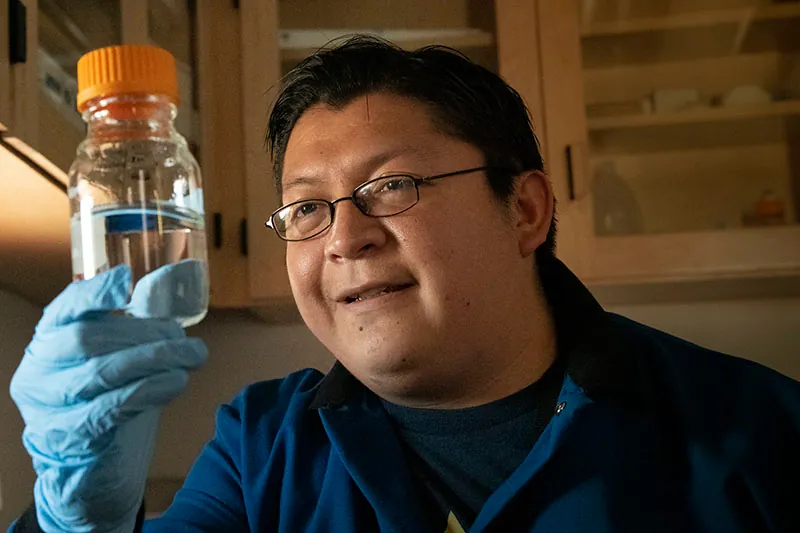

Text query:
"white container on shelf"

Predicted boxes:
[[724, 85, 772, 107]]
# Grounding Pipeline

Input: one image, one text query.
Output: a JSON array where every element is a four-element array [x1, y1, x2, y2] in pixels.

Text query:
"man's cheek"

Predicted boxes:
[[287, 251, 323, 308], [287, 245, 315, 278]]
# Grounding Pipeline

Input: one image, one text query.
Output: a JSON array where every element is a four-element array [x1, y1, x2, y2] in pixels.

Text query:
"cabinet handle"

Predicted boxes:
[[9, 0, 27, 64], [565, 144, 576, 201], [240, 218, 248, 257], [212, 213, 223, 249]]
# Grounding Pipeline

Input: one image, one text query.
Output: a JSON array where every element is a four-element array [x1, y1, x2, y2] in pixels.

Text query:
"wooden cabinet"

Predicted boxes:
[[194, 1, 261, 309], [537, 0, 800, 288], [2, 0, 234, 306], [1, 0, 263, 308], [9, 0, 797, 308]]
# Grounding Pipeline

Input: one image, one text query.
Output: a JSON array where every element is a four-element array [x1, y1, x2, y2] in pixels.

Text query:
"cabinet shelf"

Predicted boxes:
[[588, 99, 800, 131], [581, 3, 800, 37], [574, 225, 800, 285], [580, 4, 800, 68], [279, 28, 493, 61]]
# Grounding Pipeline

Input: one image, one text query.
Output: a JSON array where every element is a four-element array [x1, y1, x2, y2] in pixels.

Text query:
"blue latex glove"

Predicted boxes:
[[9, 261, 209, 532]]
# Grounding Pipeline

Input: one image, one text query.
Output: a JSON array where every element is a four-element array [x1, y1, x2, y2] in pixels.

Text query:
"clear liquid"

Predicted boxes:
[[71, 203, 209, 327]]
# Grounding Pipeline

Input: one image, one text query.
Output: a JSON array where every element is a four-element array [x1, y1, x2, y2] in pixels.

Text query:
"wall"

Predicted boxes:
[[0, 290, 42, 528], [1, 288, 799, 526], [609, 297, 800, 381]]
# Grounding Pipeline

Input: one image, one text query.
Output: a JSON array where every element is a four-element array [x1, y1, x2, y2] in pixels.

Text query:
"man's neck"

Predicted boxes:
[[369, 290, 559, 410], [425, 305, 557, 410]]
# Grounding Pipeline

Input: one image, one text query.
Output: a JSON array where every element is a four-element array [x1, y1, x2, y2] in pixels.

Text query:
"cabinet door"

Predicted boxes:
[[5, 0, 38, 145], [540, 0, 800, 284], [239, 0, 539, 307], [194, 0, 253, 308]]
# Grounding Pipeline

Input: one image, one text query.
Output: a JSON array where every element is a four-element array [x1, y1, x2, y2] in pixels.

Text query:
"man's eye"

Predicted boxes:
[[377, 177, 414, 193], [292, 202, 319, 219]]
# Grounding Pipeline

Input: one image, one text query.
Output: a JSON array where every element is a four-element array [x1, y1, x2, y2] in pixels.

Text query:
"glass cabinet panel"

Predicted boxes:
[[37, 0, 121, 169], [277, 0, 499, 74], [579, 0, 800, 236], [38, 0, 121, 80], [148, 0, 197, 151]]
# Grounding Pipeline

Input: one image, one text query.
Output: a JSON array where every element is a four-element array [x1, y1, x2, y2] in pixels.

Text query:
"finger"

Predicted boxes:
[[18, 366, 191, 458], [12, 338, 207, 407], [23, 370, 194, 445], [74, 338, 207, 402], [26, 313, 185, 367], [38, 266, 132, 331], [58, 410, 160, 520], [85, 369, 192, 438], [128, 259, 208, 320]]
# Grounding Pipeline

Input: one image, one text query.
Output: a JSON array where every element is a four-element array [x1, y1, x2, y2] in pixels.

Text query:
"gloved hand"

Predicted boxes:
[[9, 261, 209, 533]]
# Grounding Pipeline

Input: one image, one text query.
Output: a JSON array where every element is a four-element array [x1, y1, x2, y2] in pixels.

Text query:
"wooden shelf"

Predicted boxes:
[[580, 4, 800, 67], [581, 3, 800, 37], [588, 99, 800, 131], [591, 269, 800, 305], [279, 28, 493, 61], [573, 225, 800, 285]]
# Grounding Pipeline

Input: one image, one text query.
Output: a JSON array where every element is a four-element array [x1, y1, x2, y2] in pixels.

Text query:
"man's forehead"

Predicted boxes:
[[281, 144, 443, 194], [282, 95, 451, 185], [288, 94, 438, 142]]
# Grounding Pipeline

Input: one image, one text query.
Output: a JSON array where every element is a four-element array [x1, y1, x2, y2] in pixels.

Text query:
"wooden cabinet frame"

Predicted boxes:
[[537, 0, 800, 287]]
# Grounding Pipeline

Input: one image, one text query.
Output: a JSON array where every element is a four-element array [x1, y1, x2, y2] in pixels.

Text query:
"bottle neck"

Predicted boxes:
[[82, 94, 178, 142]]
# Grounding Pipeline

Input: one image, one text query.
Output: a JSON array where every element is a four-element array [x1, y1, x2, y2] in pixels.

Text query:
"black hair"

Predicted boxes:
[[267, 35, 556, 262]]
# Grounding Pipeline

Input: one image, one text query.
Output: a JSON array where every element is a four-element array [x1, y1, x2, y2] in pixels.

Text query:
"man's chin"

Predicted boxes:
[[340, 349, 444, 399]]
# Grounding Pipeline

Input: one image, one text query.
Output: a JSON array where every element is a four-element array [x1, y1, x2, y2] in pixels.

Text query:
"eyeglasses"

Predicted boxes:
[[265, 166, 490, 241]]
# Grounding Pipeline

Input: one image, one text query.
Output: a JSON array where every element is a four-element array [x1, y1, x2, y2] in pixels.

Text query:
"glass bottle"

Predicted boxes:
[[69, 45, 208, 326]]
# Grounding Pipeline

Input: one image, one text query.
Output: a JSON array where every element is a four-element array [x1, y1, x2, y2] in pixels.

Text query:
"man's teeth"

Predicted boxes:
[[353, 285, 402, 302]]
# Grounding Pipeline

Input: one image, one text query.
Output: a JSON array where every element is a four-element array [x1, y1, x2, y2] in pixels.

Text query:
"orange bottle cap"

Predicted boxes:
[[76, 44, 179, 112]]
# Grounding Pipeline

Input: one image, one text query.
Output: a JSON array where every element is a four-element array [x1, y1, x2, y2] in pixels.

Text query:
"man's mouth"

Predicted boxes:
[[344, 283, 414, 303]]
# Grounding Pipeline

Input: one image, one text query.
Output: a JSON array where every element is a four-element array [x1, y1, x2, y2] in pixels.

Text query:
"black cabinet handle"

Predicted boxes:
[[212, 213, 222, 249], [240, 218, 248, 257], [9, 0, 27, 64], [565, 144, 576, 201]]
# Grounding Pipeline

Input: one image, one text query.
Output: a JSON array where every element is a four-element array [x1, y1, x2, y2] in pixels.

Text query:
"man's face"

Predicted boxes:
[[281, 93, 535, 400]]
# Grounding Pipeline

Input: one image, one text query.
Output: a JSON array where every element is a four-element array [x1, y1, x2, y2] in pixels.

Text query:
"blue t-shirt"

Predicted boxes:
[[382, 358, 566, 529]]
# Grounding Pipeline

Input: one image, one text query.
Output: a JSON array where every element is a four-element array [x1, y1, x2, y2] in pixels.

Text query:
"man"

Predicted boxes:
[[10, 37, 800, 533]]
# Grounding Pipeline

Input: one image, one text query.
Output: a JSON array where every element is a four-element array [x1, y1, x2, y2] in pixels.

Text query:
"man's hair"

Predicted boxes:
[[267, 35, 556, 262]]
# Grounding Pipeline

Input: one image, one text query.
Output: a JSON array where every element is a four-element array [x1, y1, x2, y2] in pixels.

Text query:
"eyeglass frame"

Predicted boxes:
[[264, 166, 492, 241]]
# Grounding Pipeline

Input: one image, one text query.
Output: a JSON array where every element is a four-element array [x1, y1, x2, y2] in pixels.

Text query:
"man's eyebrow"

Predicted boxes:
[[282, 146, 441, 194], [282, 176, 323, 194]]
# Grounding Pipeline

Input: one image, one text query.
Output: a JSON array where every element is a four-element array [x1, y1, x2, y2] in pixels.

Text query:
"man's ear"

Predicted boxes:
[[512, 170, 554, 257]]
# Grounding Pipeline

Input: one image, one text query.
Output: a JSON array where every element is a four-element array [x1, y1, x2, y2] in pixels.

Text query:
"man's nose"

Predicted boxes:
[[324, 200, 387, 261]]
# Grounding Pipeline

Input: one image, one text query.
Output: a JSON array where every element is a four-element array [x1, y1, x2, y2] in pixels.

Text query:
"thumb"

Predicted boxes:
[[127, 259, 208, 320]]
